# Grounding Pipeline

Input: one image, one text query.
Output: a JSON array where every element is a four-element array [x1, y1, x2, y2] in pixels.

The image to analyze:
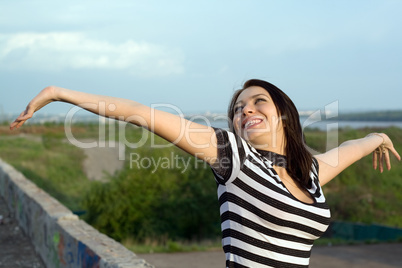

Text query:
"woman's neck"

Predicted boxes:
[[248, 133, 286, 155]]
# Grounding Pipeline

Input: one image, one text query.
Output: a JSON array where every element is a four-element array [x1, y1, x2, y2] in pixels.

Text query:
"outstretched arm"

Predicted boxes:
[[315, 133, 400, 186], [10, 86, 218, 164]]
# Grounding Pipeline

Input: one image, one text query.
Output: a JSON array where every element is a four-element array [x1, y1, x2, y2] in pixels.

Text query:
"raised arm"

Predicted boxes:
[[315, 133, 400, 186], [10, 86, 218, 164]]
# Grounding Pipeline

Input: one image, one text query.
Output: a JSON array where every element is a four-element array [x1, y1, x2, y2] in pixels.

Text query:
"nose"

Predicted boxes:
[[242, 102, 255, 116]]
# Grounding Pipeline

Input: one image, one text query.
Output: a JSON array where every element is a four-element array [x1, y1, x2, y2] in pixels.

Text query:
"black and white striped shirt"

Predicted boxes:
[[211, 128, 331, 268]]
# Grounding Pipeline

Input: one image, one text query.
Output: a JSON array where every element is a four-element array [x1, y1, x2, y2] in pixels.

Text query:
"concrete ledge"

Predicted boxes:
[[0, 158, 154, 268]]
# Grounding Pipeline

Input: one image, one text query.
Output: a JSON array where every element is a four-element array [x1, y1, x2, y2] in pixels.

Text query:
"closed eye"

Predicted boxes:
[[234, 105, 243, 113], [234, 95, 268, 114], [255, 98, 267, 104]]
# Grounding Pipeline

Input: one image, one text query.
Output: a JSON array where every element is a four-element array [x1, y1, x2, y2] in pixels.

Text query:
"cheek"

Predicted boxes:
[[232, 116, 241, 132], [269, 114, 284, 130]]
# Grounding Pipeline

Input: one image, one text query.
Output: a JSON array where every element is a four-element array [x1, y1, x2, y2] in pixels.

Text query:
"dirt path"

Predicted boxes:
[[138, 243, 402, 268], [80, 139, 125, 181]]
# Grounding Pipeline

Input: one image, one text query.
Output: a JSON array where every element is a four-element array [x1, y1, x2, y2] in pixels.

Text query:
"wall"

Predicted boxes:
[[326, 221, 402, 242], [0, 158, 154, 268]]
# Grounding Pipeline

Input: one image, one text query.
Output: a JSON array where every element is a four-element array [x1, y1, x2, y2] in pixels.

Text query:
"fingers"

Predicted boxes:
[[373, 146, 400, 173], [389, 147, 401, 161], [9, 108, 33, 130], [372, 147, 387, 173], [371, 132, 402, 173], [384, 150, 391, 171], [383, 144, 401, 171], [372, 151, 378, 170], [10, 117, 25, 130], [15, 118, 28, 129], [379, 150, 384, 173], [382, 135, 401, 161], [10, 87, 57, 130]]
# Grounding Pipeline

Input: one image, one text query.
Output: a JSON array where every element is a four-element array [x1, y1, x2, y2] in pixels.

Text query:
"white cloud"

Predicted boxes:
[[0, 32, 184, 77]]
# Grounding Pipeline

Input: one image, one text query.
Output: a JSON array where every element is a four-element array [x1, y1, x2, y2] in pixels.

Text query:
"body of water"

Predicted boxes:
[[202, 119, 402, 131]]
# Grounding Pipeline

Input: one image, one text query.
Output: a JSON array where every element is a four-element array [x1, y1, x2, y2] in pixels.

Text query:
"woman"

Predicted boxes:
[[10, 79, 400, 267]]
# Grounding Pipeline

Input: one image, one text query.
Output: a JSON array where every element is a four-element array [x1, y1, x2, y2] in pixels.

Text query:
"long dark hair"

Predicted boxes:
[[228, 79, 314, 188]]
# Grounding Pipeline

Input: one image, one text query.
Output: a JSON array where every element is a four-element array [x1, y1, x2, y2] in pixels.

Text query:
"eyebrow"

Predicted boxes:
[[235, 93, 269, 106]]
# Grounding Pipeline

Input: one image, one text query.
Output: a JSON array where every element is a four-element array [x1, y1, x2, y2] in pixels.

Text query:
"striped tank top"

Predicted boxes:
[[211, 128, 331, 268]]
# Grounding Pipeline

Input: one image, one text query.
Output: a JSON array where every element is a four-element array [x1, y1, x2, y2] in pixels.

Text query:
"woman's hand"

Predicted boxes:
[[370, 133, 401, 173], [10, 86, 59, 130], [317, 132, 401, 186]]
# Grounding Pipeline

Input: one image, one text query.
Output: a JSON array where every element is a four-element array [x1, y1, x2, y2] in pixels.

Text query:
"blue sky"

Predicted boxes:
[[1, 0, 401, 116]]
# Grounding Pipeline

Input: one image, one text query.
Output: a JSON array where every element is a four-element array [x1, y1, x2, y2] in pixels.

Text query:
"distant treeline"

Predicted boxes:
[[331, 110, 402, 121]]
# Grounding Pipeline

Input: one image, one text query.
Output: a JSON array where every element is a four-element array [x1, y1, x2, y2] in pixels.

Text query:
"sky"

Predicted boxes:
[[1, 0, 401, 117]]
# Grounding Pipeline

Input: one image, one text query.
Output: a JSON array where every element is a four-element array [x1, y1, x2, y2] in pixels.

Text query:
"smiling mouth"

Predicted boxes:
[[243, 118, 263, 130]]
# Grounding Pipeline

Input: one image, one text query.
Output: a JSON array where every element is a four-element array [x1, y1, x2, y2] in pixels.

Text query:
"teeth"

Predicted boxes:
[[245, 119, 261, 128]]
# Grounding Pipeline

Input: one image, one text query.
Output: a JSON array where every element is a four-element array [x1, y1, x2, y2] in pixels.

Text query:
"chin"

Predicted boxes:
[[241, 131, 265, 142]]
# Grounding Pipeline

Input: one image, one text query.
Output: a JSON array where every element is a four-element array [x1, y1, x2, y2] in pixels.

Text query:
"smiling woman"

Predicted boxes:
[[228, 80, 315, 190], [9, 79, 400, 268]]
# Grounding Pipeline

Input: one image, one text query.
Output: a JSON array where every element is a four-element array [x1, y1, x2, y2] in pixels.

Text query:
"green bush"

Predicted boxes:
[[82, 144, 221, 242]]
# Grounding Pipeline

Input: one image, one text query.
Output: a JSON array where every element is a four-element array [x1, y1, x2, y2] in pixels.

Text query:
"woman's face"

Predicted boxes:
[[232, 86, 284, 149]]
